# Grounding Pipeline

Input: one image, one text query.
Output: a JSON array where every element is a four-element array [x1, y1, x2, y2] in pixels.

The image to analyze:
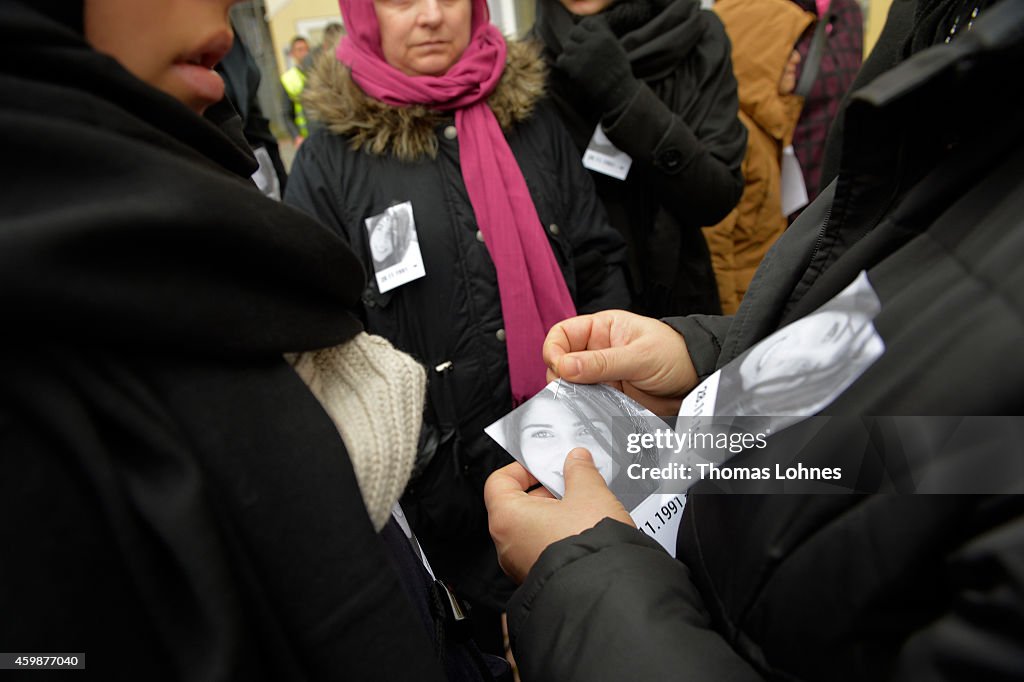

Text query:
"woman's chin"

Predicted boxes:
[[402, 54, 458, 78]]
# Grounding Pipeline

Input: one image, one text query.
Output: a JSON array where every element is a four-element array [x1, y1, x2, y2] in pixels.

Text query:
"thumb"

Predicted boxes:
[[562, 448, 611, 499], [559, 346, 636, 384]]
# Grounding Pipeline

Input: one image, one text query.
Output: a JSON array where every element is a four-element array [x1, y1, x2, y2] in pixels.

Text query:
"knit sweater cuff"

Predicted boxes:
[[288, 333, 427, 530]]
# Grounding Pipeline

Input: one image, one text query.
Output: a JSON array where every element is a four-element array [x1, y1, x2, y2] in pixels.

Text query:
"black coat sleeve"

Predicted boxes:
[[663, 313, 734, 380], [507, 518, 762, 682], [601, 13, 746, 228]]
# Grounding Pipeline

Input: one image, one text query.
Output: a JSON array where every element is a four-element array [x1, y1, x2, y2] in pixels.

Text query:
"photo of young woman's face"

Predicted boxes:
[[369, 213, 395, 264], [739, 309, 868, 392], [518, 396, 619, 495]]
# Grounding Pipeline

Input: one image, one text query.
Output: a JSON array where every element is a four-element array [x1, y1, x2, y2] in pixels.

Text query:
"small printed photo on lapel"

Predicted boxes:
[[364, 201, 426, 294]]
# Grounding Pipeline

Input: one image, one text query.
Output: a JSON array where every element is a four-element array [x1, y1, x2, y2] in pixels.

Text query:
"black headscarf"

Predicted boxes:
[[0, 0, 364, 355]]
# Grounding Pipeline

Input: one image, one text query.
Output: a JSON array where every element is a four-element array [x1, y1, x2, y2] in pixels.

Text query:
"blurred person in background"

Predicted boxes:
[[303, 21, 346, 72], [217, 28, 289, 197], [788, 0, 863, 201], [281, 35, 309, 146], [532, 0, 747, 317], [702, 0, 814, 313]]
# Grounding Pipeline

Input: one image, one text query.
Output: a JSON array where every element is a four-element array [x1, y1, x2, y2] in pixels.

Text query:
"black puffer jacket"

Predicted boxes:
[[285, 41, 630, 609], [508, 3, 1024, 680], [533, 0, 746, 317]]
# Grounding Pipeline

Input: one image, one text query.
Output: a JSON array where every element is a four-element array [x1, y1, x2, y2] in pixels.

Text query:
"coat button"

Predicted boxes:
[[659, 149, 683, 170], [548, 223, 560, 236], [443, 125, 457, 140], [495, 328, 506, 342], [475, 230, 485, 242]]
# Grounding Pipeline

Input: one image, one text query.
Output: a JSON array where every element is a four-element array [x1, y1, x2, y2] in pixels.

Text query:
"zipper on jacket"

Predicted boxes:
[[807, 205, 832, 270]]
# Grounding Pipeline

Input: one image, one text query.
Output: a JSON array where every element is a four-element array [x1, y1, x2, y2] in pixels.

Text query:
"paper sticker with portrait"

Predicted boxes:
[[364, 201, 425, 294], [485, 380, 671, 511], [680, 270, 885, 425]]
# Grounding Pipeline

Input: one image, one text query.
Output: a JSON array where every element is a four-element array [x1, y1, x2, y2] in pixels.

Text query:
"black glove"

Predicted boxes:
[[555, 17, 641, 112]]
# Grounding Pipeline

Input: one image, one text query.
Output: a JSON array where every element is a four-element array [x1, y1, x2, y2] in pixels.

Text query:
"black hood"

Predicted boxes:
[[28, 0, 82, 32], [0, 1, 365, 356]]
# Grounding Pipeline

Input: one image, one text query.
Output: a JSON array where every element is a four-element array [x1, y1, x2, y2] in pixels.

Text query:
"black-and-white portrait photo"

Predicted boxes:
[[709, 271, 885, 420], [486, 380, 668, 510], [363, 201, 425, 293], [365, 202, 415, 271]]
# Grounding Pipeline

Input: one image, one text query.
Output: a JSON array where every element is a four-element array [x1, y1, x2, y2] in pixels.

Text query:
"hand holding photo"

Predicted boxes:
[[485, 380, 668, 510]]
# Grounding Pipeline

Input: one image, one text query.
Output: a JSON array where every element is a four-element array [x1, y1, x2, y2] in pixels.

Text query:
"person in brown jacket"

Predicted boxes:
[[703, 0, 814, 314]]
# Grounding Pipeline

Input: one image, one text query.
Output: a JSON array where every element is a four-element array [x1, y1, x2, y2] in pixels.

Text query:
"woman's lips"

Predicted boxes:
[[412, 40, 449, 50], [173, 31, 232, 105], [171, 62, 226, 104]]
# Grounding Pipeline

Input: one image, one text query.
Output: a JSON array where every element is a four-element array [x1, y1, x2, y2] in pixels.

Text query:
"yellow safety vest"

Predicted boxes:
[[281, 66, 308, 138]]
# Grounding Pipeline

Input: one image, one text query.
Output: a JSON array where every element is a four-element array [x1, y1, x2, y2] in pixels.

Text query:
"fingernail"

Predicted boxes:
[[568, 448, 592, 462], [565, 357, 582, 377]]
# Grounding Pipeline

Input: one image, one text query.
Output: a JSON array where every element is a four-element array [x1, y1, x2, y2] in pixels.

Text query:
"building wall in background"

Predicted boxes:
[[864, 0, 894, 56], [265, 0, 526, 69], [266, 0, 343, 74]]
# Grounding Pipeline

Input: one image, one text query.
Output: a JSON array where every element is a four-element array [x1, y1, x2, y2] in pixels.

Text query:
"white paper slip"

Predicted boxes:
[[583, 124, 633, 181], [250, 146, 281, 201], [631, 493, 686, 556], [392, 502, 435, 578], [780, 145, 809, 216], [364, 201, 426, 294]]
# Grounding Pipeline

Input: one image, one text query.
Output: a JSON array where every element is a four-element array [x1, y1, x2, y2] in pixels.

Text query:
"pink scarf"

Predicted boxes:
[[336, 0, 576, 404]]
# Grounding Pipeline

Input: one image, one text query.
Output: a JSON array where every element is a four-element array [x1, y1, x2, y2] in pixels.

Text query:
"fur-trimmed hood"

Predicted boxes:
[[303, 40, 546, 161]]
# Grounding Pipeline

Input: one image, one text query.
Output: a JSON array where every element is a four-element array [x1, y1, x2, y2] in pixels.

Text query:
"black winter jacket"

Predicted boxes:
[[533, 0, 747, 317], [507, 3, 1024, 680], [0, 3, 446, 679], [285, 42, 630, 609]]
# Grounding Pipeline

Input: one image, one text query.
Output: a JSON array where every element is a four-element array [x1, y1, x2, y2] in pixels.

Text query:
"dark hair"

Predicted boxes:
[[322, 23, 346, 48]]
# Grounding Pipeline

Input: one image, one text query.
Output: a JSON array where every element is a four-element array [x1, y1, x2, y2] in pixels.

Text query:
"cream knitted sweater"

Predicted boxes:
[[288, 333, 426, 530]]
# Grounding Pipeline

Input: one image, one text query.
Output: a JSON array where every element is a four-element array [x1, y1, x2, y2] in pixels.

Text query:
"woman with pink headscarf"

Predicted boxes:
[[285, 0, 630, 657]]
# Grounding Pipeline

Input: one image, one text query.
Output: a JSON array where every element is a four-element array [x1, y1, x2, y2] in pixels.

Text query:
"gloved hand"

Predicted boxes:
[[555, 16, 641, 112]]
